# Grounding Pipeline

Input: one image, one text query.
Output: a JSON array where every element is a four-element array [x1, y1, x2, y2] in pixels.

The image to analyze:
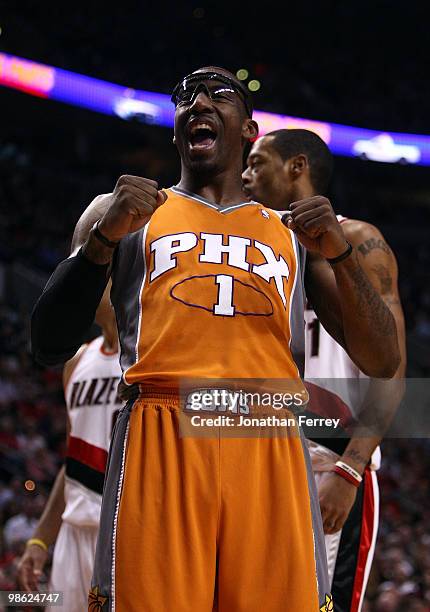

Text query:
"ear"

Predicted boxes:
[[242, 119, 259, 141], [289, 154, 308, 178]]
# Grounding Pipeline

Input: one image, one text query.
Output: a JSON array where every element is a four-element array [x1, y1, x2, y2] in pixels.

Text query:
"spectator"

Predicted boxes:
[[3, 495, 45, 549]]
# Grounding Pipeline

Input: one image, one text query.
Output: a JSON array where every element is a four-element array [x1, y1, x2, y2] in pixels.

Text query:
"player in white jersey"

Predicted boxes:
[[18, 285, 122, 611], [243, 128, 406, 612]]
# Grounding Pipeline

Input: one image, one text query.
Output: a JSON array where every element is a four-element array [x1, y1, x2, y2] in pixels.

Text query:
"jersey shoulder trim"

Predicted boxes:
[[63, 341, 94, 393]]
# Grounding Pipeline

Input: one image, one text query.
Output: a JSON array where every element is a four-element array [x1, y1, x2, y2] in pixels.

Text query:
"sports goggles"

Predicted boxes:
[[171, 71, 253, 117]]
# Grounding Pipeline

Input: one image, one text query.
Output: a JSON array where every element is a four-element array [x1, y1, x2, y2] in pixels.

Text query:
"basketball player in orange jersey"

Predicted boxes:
[[243, 128, 406, 612], [31, 67, 400, 611], [18, 284, 122, 611]]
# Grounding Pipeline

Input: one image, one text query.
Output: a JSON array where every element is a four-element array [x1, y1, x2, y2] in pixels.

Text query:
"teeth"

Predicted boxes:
[[190, 123, 215, 134]]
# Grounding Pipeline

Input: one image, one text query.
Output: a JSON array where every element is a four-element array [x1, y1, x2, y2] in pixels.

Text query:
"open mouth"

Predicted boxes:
[[242, 187, 253, 200], [189, 123, 217, 149]]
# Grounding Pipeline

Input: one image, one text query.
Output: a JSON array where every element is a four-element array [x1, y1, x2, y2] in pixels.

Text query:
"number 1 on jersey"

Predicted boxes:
[[214, 275, 235, 316]]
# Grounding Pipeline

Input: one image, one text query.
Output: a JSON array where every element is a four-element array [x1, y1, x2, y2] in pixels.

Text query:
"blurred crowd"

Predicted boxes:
[[0, 300, 66, 601], [364, 440, 430, 611]]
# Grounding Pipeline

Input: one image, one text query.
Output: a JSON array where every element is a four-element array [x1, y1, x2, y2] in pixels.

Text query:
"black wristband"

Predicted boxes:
[[92, 220, 119, 249], [326, 241, 353, 265]]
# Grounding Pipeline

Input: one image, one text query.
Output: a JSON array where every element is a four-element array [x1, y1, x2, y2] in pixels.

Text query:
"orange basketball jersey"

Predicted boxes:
[[111, 187, 307, 387]]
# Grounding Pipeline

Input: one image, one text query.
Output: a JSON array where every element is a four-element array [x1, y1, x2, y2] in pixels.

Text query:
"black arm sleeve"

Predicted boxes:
[[31, 248, 110, 366]]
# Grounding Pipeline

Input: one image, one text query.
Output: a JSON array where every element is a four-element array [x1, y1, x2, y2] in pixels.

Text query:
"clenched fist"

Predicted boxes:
[[318, 471, 358, 534], [98, 175, 167, 244], [282, 196, 349, 259]]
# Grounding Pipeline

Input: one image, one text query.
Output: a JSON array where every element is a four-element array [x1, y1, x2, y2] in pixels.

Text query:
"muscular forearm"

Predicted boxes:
[[31, 244, 111, 365], [341, 437, 381, 474], [342, 366, 405, 472], [331, 250, 400, 377], [32, 467, 66, 546]]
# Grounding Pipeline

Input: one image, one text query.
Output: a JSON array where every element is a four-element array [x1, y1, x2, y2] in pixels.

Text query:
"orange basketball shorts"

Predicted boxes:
[[89, 391, 331, 611]]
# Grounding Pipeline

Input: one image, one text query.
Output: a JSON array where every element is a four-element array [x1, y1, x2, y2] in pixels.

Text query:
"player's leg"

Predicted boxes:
[[217, 425, 332, 612], [49, 522, 87, 612], [90, 395, 219, 612], [331, 468, 379, 612]]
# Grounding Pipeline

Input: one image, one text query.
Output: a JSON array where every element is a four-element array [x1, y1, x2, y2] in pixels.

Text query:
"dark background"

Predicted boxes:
[[0, 2, 429, 609]]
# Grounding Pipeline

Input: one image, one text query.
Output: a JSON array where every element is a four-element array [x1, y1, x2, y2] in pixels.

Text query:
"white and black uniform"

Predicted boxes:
[[304, 215, 380, 612], [49, 337, 122, 612]]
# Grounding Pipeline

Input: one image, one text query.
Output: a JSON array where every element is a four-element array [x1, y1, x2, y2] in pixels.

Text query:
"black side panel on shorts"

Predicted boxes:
[[299, 428, 332, 603], [90, 401, 133, 611]]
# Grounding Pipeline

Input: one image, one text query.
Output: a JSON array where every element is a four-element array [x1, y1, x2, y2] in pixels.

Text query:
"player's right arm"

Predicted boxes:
[[17, 465, 66, 592], [31, 176, 166, 366]]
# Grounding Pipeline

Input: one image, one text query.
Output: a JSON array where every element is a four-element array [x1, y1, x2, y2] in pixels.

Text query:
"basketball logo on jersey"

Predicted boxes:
[[88, 586, 107, 611], [320, 594, 334, 611], [150, 231, 290, 316]]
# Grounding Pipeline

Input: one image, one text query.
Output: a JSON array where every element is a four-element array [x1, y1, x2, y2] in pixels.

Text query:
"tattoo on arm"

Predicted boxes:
[[369, 263, 401, 306], [357, 238, 391, 257], [356, 240, 401, 306], [371, 264, 393, 295], [343, 449, 368, 467], [349, 260, 396, 337]]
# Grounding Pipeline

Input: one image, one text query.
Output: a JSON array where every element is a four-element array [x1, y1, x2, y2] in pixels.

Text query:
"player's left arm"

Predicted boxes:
[[299, 197, 400, 377], [31, 194, 113, 366], [317, 220, 406, 534]]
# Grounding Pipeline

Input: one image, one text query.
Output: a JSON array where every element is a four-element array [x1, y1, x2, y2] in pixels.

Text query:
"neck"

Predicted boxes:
[[288, 183, 315, 205], [176, 165, 247, 207], [101, 322, 118, 353]]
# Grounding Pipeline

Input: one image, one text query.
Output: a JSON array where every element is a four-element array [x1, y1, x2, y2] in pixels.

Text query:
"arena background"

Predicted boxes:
[[1, 2, 429, 610]]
